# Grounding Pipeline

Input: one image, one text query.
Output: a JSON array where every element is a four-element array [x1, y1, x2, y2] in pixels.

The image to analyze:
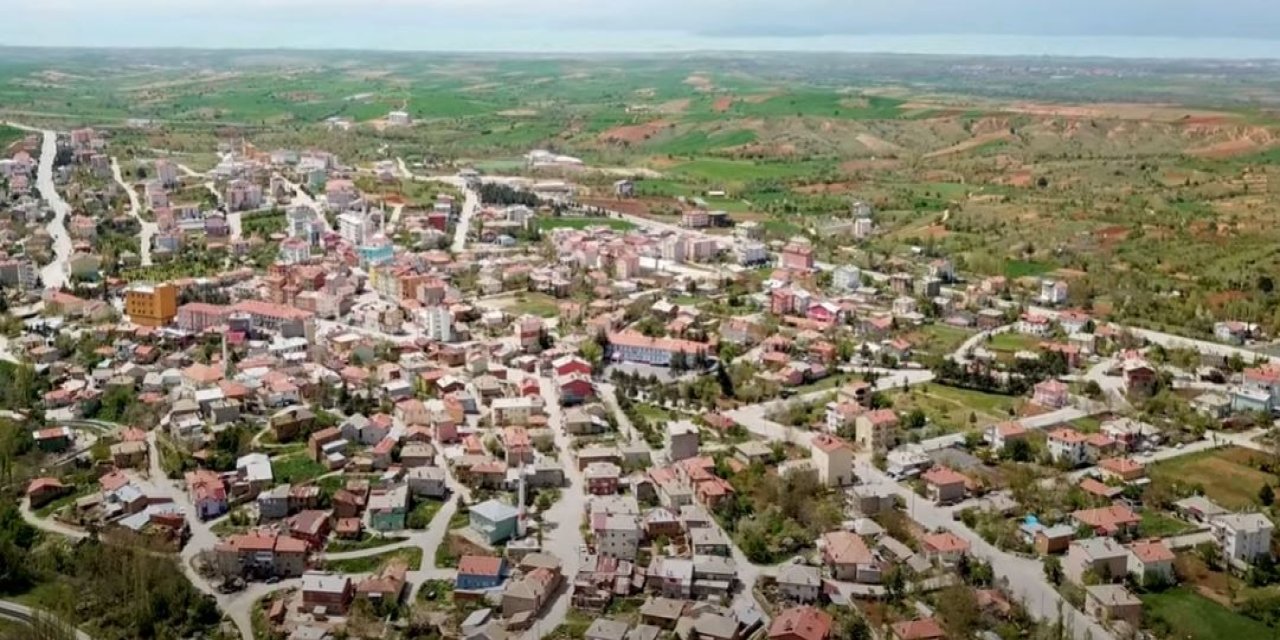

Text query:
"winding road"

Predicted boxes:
[[110, 157, 157, 266]]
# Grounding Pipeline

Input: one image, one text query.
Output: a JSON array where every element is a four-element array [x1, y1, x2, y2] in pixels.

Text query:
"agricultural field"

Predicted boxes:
[[1148, 447, 1279, 510], [1142, 587, 1274, 640], [6, 50, 1280, 339]]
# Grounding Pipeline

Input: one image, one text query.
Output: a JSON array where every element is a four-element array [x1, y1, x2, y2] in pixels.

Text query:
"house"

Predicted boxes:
[[1033, 379, 1070, 409], [1126, 539, 1176, 585], [586, 462, 623, 495], [1097, 457, 1145, 482], [639, 597, 686, 629], [357, 562, 408, 604], [407, 466, 448, 499], [775, 563, 822, 603], [1123, 359, 1158, 396], [1072, 504, 1140, 537], [1047, 428, 1089, 467], [1211, 512, 1275, 567], [367, 485, 409, 532], [1065, 537, 1129, 584], [921, 531, 970, 565], [1173, 496, 1229, 524], [25, 477, 69, 509], [1084, 584, 1142, 627], [586, 619, 631, 640], [666, 421, 700, 462], [1016, 313, 1051, 336], [457, 555, 507, 590], [471, 499, 520, 544], [592, 512, 641, 561], [301, 572, 354, 615], [889, 618, 946, 640], [690, 526, 732, 558], [288, 510, 331, 549], [821, 531, 881, 583], [33, 427, 73, 452], [502, 566, 559, 620], [810, 434, 854, 487], [1033, 524, 1077, 555], [986, 421, 1028, 451], [185, 469, 228, 520], [920, 466, 967, 505], [854, 409, 899, 453], [767, 606, 832, 640], [110, 440, 149, 468]]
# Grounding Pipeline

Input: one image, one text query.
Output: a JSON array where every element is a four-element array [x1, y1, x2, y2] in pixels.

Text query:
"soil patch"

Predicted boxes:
[[712, 97, 733, 112], [599, 120, 671, 144]]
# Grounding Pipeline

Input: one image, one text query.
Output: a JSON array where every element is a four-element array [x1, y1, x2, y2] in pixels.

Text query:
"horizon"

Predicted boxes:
[[5, 34, 1280, 62], [6, 0, 1280, 61]]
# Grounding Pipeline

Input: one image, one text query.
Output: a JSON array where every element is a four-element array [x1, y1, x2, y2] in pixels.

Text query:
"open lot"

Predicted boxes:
[[887, 383, 1021, 431], [1142, 587, 1273, 640], [1149, 447, 1277, 510]]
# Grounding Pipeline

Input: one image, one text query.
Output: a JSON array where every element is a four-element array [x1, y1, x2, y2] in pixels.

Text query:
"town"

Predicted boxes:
[[2, 106, 1280, 640]]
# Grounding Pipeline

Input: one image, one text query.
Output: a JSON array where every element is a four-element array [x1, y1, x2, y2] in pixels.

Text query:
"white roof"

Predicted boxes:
[[237, 453, 274, 483], [301, 572, 350, 594]]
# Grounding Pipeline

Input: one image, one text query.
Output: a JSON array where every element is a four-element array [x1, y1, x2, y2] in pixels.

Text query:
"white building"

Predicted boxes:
[[1212, 513, 1275, 567], [660, 235, 687, 263], [422, 305, 454, 343], [592, 513, 641, 561], [833, 266, 862, 291], [735, 241, 768, 266], [338, 212, 367, 245], [387, 111, 412, 126], [1040, 279, 1069, 306], [852, 217, 874, 239], [1047, 428, 1089, 467]]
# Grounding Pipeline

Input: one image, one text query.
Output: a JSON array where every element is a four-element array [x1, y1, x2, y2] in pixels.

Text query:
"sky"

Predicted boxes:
[[4, 0, 1280, 58]]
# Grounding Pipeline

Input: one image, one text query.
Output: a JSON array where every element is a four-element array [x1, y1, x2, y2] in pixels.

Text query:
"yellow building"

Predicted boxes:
[[125, 282, 178, 327]]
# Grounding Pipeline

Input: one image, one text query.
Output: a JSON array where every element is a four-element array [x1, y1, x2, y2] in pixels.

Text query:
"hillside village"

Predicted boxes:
[[2, 119, 1280, 640]]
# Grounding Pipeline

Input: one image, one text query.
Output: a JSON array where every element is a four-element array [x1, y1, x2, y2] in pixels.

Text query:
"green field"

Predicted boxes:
[[1003, 259, 1055, 279], [320, 547, 423, 573], [325, 533, 407, 553], [668, 158, 832, 183], [1142, 588, 1273, 640], [888, 383, 1021, 430], [504, 292, 562, 318], [1150, 447, 1278, 510], [909, 324, 978, 357], [535, 216, 635, 232], [1140, 511, 1194, 538], [271, 454, 327, 484], [987, 332, 1044, 354]]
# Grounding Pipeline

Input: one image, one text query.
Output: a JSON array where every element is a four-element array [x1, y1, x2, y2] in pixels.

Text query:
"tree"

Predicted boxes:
[[1260, 484, 1275, 507], [579, 340, 603, 368], [1002, 438, 1034, 463], [1044, 555, 1064, 585]]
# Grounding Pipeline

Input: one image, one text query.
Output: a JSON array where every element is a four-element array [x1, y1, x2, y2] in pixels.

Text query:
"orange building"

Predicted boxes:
[[125, 282, 178, 327]]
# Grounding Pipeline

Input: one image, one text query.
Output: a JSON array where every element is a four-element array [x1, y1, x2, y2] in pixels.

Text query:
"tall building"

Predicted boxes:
[[338, 212, 367, 245], [125, 282, 179, 327], [423, 305, 454, 343]]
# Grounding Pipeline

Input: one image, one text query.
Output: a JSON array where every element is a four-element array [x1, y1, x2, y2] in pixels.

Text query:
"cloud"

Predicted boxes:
[[3, 0, 1280, 48]]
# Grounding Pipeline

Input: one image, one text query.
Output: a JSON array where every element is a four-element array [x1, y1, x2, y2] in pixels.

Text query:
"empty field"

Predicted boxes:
[[535, 216, 635, 232], [1149, 447, 1277, 510], [1142, 588, 1272, 640]]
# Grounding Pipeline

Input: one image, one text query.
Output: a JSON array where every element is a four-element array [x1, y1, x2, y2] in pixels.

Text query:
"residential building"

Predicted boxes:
[[1084, 584, 1142, 627], [921, 466, 967, 505], [666, 421, 700, 462], [125, 282, 179, 327], [592, 512, 641, 560], [1065, 537, 1129, 584], [810, 434, 854, 486], [821, 531, 881, 583], [1072, 504, 1141, 537], [1211, 512, 1275, 567], [457, 555, 507, 590], [775, 563, 821, 603], [301, 572, 354, 615], [606, 331, 710, 367], [470, 499, 520, 544], [368, 485, 409, 532], [853, 409, 899, 453], [781, 238, 815, 271], [767, 606, 832, 640], [1047, 428, 1089, 467], [1033, 379, 1070, 409], [1126, 539, 1175, 584], [889, 618, 946, 640]]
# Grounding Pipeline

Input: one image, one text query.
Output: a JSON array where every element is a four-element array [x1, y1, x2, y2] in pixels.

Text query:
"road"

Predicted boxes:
[[452, 182, 479, 253], [20, 495, 89, 540], [0, 599, 95, 640], [725, 368, 936, 446], [1030, 306, 1280, 367], [111, 157, 157, 266], [521, 372, 587, 640], [31, 128, 72, 289], [856, 460, 1115, 640], [275, 173, 333, 234]]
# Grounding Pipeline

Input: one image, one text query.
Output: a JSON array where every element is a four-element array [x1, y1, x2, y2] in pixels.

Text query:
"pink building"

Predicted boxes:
[[177, 302, 232, 333], [781, 241, 815, 271]]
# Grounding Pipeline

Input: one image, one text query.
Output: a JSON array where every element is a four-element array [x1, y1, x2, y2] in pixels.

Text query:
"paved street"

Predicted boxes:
[[31, 127, 73, 289], [855, 459, 1116, 640], [111, 157, 158, 266]]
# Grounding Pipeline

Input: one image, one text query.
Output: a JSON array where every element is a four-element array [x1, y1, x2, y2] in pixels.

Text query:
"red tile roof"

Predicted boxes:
[[891, 617, 946, 640], [458, 554, 505, 577], [768, 606, 833, 640]]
